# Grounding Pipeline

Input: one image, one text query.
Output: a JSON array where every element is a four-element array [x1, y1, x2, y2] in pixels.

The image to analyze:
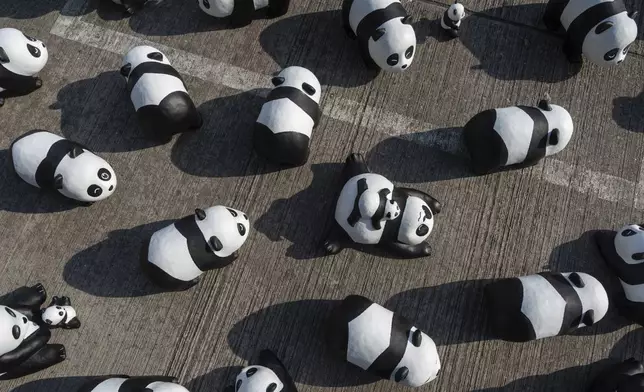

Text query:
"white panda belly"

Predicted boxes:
[[347, 303, 394, 369], [88, 378, 128, 392], [493, 107, 535, 166], [11, 131, 63, 188], [518, 274, 567, 340], [148, 224, 203, 282], [256, 99, 314, 137], [130, 73, 187, 110], [349, 0, 399, 31], [561, 0, 613, 29]]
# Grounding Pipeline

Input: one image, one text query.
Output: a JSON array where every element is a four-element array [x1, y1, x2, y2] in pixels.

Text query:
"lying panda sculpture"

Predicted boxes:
[[199, 0, 290, 27], [77, 375, 189, 392], [224, 350, 298, 392], [41, 296, 81, 329], [0, 28, 48, 107], [589, 358, 644, 391], [485, 272, 609, 341]]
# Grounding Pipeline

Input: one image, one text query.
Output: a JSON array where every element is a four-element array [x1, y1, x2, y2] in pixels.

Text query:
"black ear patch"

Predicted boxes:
[[147, 51, 164, 61], [195, 208, 207, 221], [120, 63, 132, 77], [209, 236, 223, 252], [235, 380, 242, 391], [0, 47, 8, 63], [582, 310, 595, 326], [68, 146, 84, 158], [271, 76, 285, 86], [629, 11, 639, 19], [411, 329, 422, 347], [622, 229, 637, 236], [401, 15, 412, 24], [246, 367, 257, 376], [549, 129, 559, 145], [394, 367, 409, 382], [568, 272, 585, 288], [54, 174, 64, 190], [372, 28, 386, 41], [595, 21, 614, 34], [538, 99, 552, 111], [302, 83, 316, 96]]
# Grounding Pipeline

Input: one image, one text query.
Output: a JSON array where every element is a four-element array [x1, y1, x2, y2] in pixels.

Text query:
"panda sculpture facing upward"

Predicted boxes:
[[463, 98, 574, 174], [199, 0, 290, 27], [343, 0, 416, 72], [254, 66, 322, 166], [77, 375, 189, 392], [224, 350, 298, 392], [485, 272, 609, 342], [41, 296, 80, 329], [589, 358, 644, 391], [543, 0, 638, 66], [11, 130, 117, 204], [0, 28, 48, 107]]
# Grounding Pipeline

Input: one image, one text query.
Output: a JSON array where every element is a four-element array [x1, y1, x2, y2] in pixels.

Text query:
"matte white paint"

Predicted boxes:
[[41, 306, 77, 326], [392, 326, 440, 387], [0, 28, 48, 76], [0, 306, 40, 357], [347, 303, 393, 369], [615, 224, 644, 264], [518, 274, 567, 340], [562, 272, 609, 328], [235, 366, 284, 392], [396, 195, 433, 246]]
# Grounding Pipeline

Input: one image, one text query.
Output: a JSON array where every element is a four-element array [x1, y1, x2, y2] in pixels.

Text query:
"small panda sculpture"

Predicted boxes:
[[441, 1, 466, 38], [11, 130, 118, 204], [327, 295, 440, 387], [223, 350, 298, 392], [78, 375, 189, 392], [324, 153, 441, 258], [342, 0, 416, 72], [121, 46, 202, 142], [0, 28, 48, 107], [254, 66, 322, 166], [589, 358, 644, 391], [41, 296, 80, 329], [198, 0, 290, 27], [111, 0, 160, 15], [142, 206, 250, 291], [485, 272, 609, 342], [543, 0, 638, 66], [463, 98, 574, 174]]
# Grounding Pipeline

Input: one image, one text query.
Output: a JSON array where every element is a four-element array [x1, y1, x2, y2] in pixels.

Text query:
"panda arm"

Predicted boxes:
[[543, 0, 567, 31], [0, 344, 65, 380], [1, 284, 47, 309], [63, 317, 81, 329], [0, 333, 49, 370], [385, 241, 432, 258]]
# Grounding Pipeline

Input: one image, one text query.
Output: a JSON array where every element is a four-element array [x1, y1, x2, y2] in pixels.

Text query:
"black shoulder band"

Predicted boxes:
[[174, 215, 234, 271], [356, 3, 408, 44], [367, 313, 412, 379], [127, 62, 183, 93], [442, 11, 458, 29], [266, 86, 321, 126], [0, 67, 37, 93], [538, 273, 582, 335], [348, 178, 369, 227], [517, 106, 549, 163], [566, 1, 627, 56], [371, 188, 391, 230], [35, 139, 84, 190]]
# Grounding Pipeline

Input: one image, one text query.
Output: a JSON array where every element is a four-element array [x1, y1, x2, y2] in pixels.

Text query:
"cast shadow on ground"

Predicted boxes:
[[0, 0, 131, 21], [187, 366, 243, 392], [9, 376, 117, 392], [414, 17, 460, 44], [613, 91, 644, 132]]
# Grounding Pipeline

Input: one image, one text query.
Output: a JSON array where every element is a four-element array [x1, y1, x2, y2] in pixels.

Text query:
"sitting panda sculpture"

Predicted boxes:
[[323, 153, 441, 258], [10, 130, 118, 204], [198, 0, 290, 27], [223, 350, 298, 392], [0, 28, 48, 107], [41, 296, 81, 329], [141, 206, 250, 291], [589, 358, 644, 391], [343, 0, 416, 72], [254, 66, 322, 166], [463, 98, 574, 174], [441, 1, 466, 38], [327, 295, 441, 387], [485, 272, 609, 342], [78, 375, 189, 392], [543, 0, 638, 66]]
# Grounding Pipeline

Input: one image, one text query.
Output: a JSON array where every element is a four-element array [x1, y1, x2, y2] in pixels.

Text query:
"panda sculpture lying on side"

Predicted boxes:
[[485, 272, 609, 342], [199, 0, 290, 27], [0, 28, 48, 107], [224, 350, 298, 392], [589, 358, 644, 391], [78, 375, 189, 392], [41, 296, 81, 329]]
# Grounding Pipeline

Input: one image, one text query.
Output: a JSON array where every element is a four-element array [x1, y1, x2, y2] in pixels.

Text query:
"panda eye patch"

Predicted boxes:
[[405, 46, 414, 59], [595, 21, 613, 34], [604, 48, 619, 61], [549, 129, 559, 145], [266, 383, 277, 392], [98, 168, 111, 181], [623, 45, 631, 54], [147, 52, 164, 61], [87, 185, 103, 197], [238, 223, 246, 236], [411, 329, 422, 347], [387, 54, 399, 66], [422, 205, 431, 219], [23, 34, 36, 42], [58, 311, 64, 316], [27, 44, 41, 58], [416, 224, 429, 236], [227, 208, 238, 217], [302, 83, 316, 96], [243, 213, 248, 220], [12, 325, 20, 339], [633, 252, 644, 261], [235, 379, 242, 391], [568, 272, 585, 288], [202, 0, 210, 9], [395, 367, 409, 382], [246, 367, 257, 376], [622, 229, 637, 236], [5, 308, 15, 317], [0, 47, 8, 63]]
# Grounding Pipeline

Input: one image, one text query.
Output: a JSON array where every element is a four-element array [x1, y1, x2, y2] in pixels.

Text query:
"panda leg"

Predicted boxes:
[[562, 38, 583, 64], [342, 0, 357, 38], [323, 222, 349, 255], [542, 0, 566, 31], [140, 251, 200, 291], [3, 283, 47, 308], [267, 0, 290, 17], [359, 41, 380, 70], [385, 241, 432, 258], [0, 345, 66, 380], [189, 112, 203, 131]]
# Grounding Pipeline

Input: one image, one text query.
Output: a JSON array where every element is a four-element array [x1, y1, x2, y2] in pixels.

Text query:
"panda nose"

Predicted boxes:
[[617, 59, 623, 64], [108, 185, 114, 191], [401, 64, 408, 69]]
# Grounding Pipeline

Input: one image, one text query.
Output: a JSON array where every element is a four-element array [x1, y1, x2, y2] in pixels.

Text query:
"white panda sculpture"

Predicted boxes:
[[141, 206, 250, 291], [10, 130, 118, 204], [41, 296, 80, 329], [254, 66, 322, 166], [543, 0, 638, 66], [327, 295, 441, 387], [198, 0, 290, 27], [342, 0, 416, 72], [485, 272, 609, 341], [0, 28, 48, 107], [121, 46, 202, 142], [224, 350, 298, 392], [463, 98, 574, 174], [77, 375, 189, 392], [441, 1, 466, 38]]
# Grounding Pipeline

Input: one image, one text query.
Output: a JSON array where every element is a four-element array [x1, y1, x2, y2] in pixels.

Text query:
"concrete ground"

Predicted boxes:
[[1, 0, 644, 391]]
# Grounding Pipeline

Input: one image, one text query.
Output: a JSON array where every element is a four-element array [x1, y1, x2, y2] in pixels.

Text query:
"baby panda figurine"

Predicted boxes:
[[485, 272, 609, 342], [343, 0, 416, 72], [78, 375, 189, 392], [0, 28, 48, 107], [41, 296, 80, 329], [223, 350, 298, 392], [254, 66, 322, 167], [11, 130, 118, 205], [327, 295, 441, 387], [463, 98, 574, 175], [142, 206, 250, 291], [441, 1, 466, 38], [543, 0, 638, 66], [324, 153, 441, 258], [589, 358, 644, 391], [121, 46, 202, 142], [111, 0, 159, 15], [199, 0, 290, 27]]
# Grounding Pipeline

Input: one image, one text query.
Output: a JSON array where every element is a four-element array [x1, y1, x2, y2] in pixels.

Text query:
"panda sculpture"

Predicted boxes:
[[485, 272, 609, 342], [543, 0, 638, 66], [223, 350, 298, 392], [323, 153, 441, 258], [0, 28, 48, 107], [77, 375, 189, 392], [589, 358, 644, 391], [327, 295, 440, 387], [441, 1, 466, 38], [595, 224, 644, 326], [142, 206, 250, 291], [199, 0, 290, 27], [121, 46, 202, 142], [11, 130, 117, 204], [254, 66, 322, 166], [463, 98, 574, 174], [41, 296, 80, 329], [342, 0, 416, 72]]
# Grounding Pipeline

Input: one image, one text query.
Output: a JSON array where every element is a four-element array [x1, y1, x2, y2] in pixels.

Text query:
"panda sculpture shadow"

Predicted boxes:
[[609, 328, 644, 361], [9, 376, 96, 392], [0, 0, 130, 20], [187, 366, 243, 392], [413, 17, 460, 44], [613, 92, 644, 132]]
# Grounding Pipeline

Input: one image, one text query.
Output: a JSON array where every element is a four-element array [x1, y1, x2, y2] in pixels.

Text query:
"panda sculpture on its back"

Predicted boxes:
[[41, 296, 81, 330], [589, 358, 644, 391], [224, 350, 298, 392], [77, 375, 189, 392], [254, 66, 322, 166], [0, 28, 48, 107], [199, 0, 290, 27], [543, 0, 638, 66], [343, 0, 416, 72]]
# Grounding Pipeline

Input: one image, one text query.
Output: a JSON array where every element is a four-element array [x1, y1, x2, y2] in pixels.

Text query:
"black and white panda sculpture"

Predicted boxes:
[[342, 0, 416, 72], [41, 296, 80, 329], [198, 0, 290, 27], [121, 46, 202, 142], [254, 66, 322, 166], [224, 350, 298, 392], [11, 130, 118, 204], [327, 295, 440, 387], [543, 0, 638, 66], [77, 375, 189, 392], [589, 358, 644, 391], [485, 272, 609, 342], [141, 206, 250, 291], [0, 28, 48, 107], [463, 98, 574, 174], [441, 1, 466, 38], [323, 153, 441, 258]]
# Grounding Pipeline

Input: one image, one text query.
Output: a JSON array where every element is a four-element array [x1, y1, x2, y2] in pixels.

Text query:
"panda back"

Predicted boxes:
[[561, 0, 613, 29], [493, 107, 538, 166], [131, 73, 187, 110], [82, 378, 128, 392], [147, 224, 203, 282], [257, 98, 314, 137], [349, 0, 398, 31], [11, 131, 63, 188], [518, 274, 571, 339]]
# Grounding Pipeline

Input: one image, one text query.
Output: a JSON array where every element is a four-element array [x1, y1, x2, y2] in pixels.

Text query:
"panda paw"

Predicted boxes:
[[34, 78, 43, 89], [323, 239, 344, 255], [420, 242, 432, 256], [33, 283, 47, 300], [55, 345, 67, 360], [0, 97, 5, 107]]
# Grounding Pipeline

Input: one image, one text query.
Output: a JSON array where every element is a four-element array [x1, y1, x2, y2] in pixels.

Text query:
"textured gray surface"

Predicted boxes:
[[1, 0, 644, 391]]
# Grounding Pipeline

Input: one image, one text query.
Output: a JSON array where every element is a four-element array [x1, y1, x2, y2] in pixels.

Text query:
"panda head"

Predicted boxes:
[[391, 327, 441, 387], [194, 206, 250, 257], [120, 45, 170, 79], [0, 306, 40, 357], [144, 381, 191, 392], [582, 12, 638, 66], [57, 149, 117, 202], [271, 66, 321, 104], [538, 101, 574, 158], [397, 195, 436, 246], [0, 27, 48, 77], [41, 306, 66, 326], [615, 224, 644, 265], [234, 366, 284, 392], [198, 0, 233, 18], [562, 272, 609, 329], [447, 2, 465, 21], [367, 17, 416, 72]]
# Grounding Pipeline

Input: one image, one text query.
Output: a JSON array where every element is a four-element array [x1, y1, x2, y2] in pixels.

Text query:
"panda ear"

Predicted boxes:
[[147, 52, 163, 61], [549, 129, 559, 145], [68, 146, 84, 159], [595, 21, 613, 34], [302, 82, 316, 96], [208, 236, 223, 252], [0, 47, 8, 63], [582, 310, 595, 326], [629, 10, 638, 19], [401, 15, 413, 25], [120, 63, 132, 77], [538, 99, 552, 111], [271, 76, 285, 86], [372, 28, 386, 41], [568, 272, 585, 288], [195, 208, 207, 221], [54, 174, 64, 190]]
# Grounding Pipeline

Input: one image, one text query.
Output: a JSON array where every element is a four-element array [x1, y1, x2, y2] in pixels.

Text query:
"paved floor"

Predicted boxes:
[[1, 0, 644, 391]]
